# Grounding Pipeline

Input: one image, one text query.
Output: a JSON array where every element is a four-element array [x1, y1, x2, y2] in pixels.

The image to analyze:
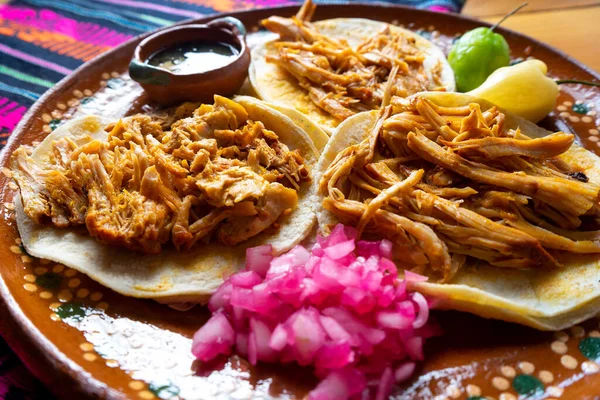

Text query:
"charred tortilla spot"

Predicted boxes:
[[569, 171, 589, 183]]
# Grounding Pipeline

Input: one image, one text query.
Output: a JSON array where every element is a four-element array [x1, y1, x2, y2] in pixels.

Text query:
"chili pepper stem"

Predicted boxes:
[[490, 2, 529, 32], [556, 79, 600, 87]]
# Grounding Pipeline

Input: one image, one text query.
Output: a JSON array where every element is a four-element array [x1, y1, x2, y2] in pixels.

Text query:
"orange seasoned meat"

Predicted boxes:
[[12, 96, 311, 253], [261, 1, 443, 121], [319, 94, 600, 282]]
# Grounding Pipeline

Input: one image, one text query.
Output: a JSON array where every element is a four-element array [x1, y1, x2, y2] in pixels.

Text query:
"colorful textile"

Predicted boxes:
[[0, 0, 462, 398], [0, 337, 54, 400]]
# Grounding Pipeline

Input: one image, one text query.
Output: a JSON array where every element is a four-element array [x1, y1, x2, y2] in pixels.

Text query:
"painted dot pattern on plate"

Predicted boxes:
[[466, 385, 481, 397], [582, 361, 600, 374], [561, 355, 578, 370], [539, 370, 554, 384], [551, 341, 568, 354], [580, 337, 600, 361], [3, 38, 600, 400], [518, 361, 535, 374], [501, 365, 516, 378], [512, 374, 544, 397], [492, 376, 510, 391]]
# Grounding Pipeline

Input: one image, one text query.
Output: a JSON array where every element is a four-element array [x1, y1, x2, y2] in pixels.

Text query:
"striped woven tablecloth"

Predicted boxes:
[[0, 0, 463, 398]]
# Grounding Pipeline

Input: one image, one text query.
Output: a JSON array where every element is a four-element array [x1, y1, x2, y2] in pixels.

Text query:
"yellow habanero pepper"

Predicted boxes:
[[467, 59, 558, 123]]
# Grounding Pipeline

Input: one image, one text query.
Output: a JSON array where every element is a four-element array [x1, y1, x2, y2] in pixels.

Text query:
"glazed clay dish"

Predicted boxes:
[[129, 16, 251, 105], [1, 3, 600, 400]]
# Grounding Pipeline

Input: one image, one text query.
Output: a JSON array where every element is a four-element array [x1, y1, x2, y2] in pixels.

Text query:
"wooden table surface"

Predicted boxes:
[[462, 0, 600, 73]]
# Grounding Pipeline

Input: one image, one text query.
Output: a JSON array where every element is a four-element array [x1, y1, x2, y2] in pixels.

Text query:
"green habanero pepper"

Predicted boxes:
[[448, 27, 510, 92]]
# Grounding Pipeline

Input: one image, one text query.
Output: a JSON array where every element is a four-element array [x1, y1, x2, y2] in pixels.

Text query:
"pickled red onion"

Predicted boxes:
[[192, 224, 437, 399]]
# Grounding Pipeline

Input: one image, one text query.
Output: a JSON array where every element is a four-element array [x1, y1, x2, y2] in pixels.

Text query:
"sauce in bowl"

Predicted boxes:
[[147, 41, 240, 74], [129, 17, 250, 105]]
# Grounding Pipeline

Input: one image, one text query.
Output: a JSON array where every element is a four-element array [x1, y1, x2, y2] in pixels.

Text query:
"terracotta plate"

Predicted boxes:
[[1, 4, 600, 400]]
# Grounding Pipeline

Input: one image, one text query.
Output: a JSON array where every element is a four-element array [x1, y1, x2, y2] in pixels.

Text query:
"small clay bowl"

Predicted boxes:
[[129, 17, 250, 106]]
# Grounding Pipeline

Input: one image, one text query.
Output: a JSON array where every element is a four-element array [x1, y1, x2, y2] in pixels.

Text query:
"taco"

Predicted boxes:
[[11, 95, 319, 303], [238, 78, 330, 151], [315, 91, 600, 330], [249, 0, 455, 134]]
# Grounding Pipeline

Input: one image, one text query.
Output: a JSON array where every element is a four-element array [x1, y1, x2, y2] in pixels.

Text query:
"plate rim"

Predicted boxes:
[[1, 3, 599, 399]]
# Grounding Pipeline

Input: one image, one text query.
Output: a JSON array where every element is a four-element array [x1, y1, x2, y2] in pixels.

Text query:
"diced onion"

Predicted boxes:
[[412, 292, 430, 329], [323, 239, 356, 260], [375, 367, 394, 400], [229, 271, 262, 288], [192, 224, 437, 400], [394, 361, 416, 383], [404, 270, 428, 282], [309, 368, 366, 400], [191, 313, 234, 361], [246, 245, 273, 277]]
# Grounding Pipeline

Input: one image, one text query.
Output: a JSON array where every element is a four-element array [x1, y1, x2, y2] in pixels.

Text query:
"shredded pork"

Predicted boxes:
[[261, 0, 444, 121], [12, 96, 311, 253], [320, 95, 600, 282]]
